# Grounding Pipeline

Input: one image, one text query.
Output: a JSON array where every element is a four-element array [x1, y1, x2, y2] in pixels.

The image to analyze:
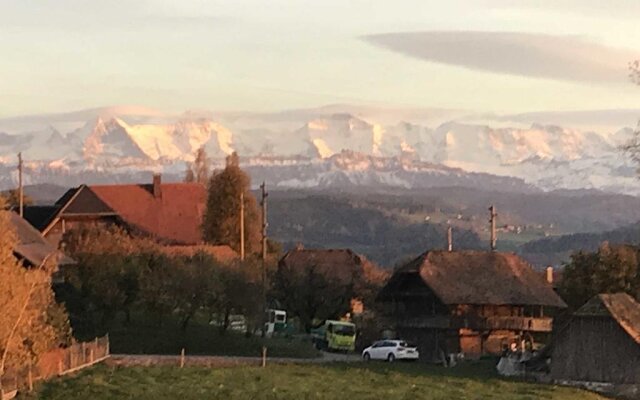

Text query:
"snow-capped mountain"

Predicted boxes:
[[0, 106, 637, 194]]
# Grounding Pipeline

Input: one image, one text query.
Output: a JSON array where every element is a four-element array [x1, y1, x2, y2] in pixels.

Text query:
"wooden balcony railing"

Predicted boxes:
[[397, 315, 553, 332]]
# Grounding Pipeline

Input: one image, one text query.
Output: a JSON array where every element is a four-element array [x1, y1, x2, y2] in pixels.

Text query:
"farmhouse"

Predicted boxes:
[[23, 174, 206, 247], [377, 250, 567, 361], [3, 210, 74, 268], [550, 293, 640, 385]]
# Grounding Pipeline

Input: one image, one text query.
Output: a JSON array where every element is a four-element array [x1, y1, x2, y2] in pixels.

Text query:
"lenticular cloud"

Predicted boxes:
[[363, 31, 635, 83]]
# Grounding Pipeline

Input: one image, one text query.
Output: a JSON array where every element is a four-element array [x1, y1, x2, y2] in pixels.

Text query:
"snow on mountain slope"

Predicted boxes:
[[0, 106, 637, 194]]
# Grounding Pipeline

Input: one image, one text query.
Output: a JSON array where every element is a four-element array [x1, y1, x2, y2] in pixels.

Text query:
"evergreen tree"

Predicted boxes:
[[202, 152, 261, 254]]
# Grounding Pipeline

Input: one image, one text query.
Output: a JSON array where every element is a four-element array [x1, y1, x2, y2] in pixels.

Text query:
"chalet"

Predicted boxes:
[[3, 210, 74, 268], [23, 174, 206, 247], [377, 250, 567, 361], [551, 293, 640, 385]]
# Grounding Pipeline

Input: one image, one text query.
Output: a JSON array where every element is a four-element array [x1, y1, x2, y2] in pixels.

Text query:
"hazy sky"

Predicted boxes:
[[1, 0, 639, 117]]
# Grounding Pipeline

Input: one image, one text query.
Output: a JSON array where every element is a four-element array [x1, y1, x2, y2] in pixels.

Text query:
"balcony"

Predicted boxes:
[[397, 315, 553, 332]]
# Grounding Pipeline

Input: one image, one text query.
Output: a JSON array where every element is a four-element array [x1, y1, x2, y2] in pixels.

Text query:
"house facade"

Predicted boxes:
[[377, 250, 567, 361]]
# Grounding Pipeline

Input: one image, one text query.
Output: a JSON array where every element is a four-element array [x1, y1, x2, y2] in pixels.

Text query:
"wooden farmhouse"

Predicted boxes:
[[551, 293, 640, 385], [377, 250, 567, 361], [23, 174, 207, 247]]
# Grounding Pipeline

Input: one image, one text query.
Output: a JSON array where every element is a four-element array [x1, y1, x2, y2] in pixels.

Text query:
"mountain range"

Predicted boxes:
[[0, 105, 638, 195]]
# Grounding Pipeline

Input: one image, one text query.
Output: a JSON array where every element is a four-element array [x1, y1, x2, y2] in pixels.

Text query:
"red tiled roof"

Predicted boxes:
[[87, 183, 206, 245]]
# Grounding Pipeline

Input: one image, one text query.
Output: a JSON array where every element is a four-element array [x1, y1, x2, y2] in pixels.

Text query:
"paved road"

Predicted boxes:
[[107, 351, 361, 368]]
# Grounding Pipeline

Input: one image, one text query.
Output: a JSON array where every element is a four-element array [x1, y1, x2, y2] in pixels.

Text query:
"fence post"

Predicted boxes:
[[58, 359, 63, 376], [81, 342, 86, 365], [180, 348, 185, 368], [262, 346, 267, 368], [105, 334, 110, 356], [28, 359, 33, 392], [89, 349, 94, 364]]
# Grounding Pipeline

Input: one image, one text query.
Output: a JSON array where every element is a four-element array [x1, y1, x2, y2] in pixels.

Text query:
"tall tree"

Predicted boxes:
[[202, 152, 261, 254], [559, 243, 640, 309], [621, 60, 640, 170], [0, 206, 68, 374], [184, 146, 210, 184]]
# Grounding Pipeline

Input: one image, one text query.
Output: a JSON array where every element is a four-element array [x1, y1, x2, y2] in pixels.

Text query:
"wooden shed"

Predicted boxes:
[[551, 293, 640, 384]]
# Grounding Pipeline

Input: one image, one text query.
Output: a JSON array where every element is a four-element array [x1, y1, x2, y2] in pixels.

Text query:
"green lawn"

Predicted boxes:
[[26, 362, 606, 400], [106, 322, 320, 359]]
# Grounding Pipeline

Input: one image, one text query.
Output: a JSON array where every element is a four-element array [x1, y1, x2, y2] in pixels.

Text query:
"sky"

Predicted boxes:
[[1, 0, 640, 117]]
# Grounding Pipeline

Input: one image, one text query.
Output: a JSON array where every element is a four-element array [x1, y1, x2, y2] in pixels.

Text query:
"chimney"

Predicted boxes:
[[489, 205, 497, 251], [153, 173, 162, 199], [447, 225, 453, 252], [546, 266, 554, 284]]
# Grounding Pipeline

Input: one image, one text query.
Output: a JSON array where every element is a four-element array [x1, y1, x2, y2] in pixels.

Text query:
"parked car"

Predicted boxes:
[[362, 340, 419, 362]]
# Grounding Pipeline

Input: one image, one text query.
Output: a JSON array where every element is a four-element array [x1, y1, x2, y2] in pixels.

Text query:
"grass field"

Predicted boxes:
[[26, 361, 606, 400], [74, 312, 320, 359], [106, 322, 320, 359]]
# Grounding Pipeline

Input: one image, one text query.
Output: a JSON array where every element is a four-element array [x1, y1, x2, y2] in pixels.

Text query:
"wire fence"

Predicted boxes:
[[1, 335, 109, 399]]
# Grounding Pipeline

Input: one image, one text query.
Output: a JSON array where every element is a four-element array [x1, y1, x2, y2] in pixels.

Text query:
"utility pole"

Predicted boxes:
[[260, 181, 268, 337], [240, 191, 245, 261], [18, 152, 23, 217], [489, 205, 497, 251]]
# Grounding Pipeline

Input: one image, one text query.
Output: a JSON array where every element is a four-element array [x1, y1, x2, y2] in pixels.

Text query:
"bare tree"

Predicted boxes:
[[620, 60, 640, 171]]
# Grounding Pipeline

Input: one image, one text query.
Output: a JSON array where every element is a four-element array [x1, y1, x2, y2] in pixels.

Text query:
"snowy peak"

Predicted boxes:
[[0, 105, 637, 195], [80, 116, 235, 166], [299, 114, 387, 158]]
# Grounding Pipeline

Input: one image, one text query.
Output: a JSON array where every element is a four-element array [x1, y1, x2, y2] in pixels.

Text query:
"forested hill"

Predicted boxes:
[[267, 191, 483, 267], [522, 222, 640, 254]]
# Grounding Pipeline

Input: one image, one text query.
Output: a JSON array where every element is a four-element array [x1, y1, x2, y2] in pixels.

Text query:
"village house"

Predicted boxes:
[[22, 174, 237, 262], [550, 293, 640, 386], [377, 250, 567, 361], [23, 174, 205, 247], [4, 210, 75, 268]]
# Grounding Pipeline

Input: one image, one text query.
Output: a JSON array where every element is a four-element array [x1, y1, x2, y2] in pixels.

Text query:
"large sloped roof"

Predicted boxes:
[[379, 250, 567, 308], [280, 248, 365, 281], [4, 211, 75, 266], [575, 293, 640, 344], [22, 205, 61, 231], [87, 183, 206, 245], [46, 182, 207, 245]]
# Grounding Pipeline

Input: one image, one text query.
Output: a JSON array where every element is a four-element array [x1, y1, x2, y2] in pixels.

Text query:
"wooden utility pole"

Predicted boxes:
[[260, 181, 268, 337], [260, 182, 268, 263], [489, 205, 497, 251], [18, 152, 24, 217], [240, 191, 245, 261]]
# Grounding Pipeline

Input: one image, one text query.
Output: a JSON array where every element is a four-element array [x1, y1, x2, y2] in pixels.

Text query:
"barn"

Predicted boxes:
[[551, 293, 640, 385]]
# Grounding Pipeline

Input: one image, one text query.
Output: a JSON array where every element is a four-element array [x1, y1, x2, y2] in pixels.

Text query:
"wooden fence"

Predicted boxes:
[[0, 335, 109, 399]]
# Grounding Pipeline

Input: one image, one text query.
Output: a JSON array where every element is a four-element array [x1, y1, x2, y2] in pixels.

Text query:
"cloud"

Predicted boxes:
[[363, 31, 637, 83]]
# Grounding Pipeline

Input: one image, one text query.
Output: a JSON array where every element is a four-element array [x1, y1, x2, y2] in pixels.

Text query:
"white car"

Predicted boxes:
[[362, 340, 419, 362]]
